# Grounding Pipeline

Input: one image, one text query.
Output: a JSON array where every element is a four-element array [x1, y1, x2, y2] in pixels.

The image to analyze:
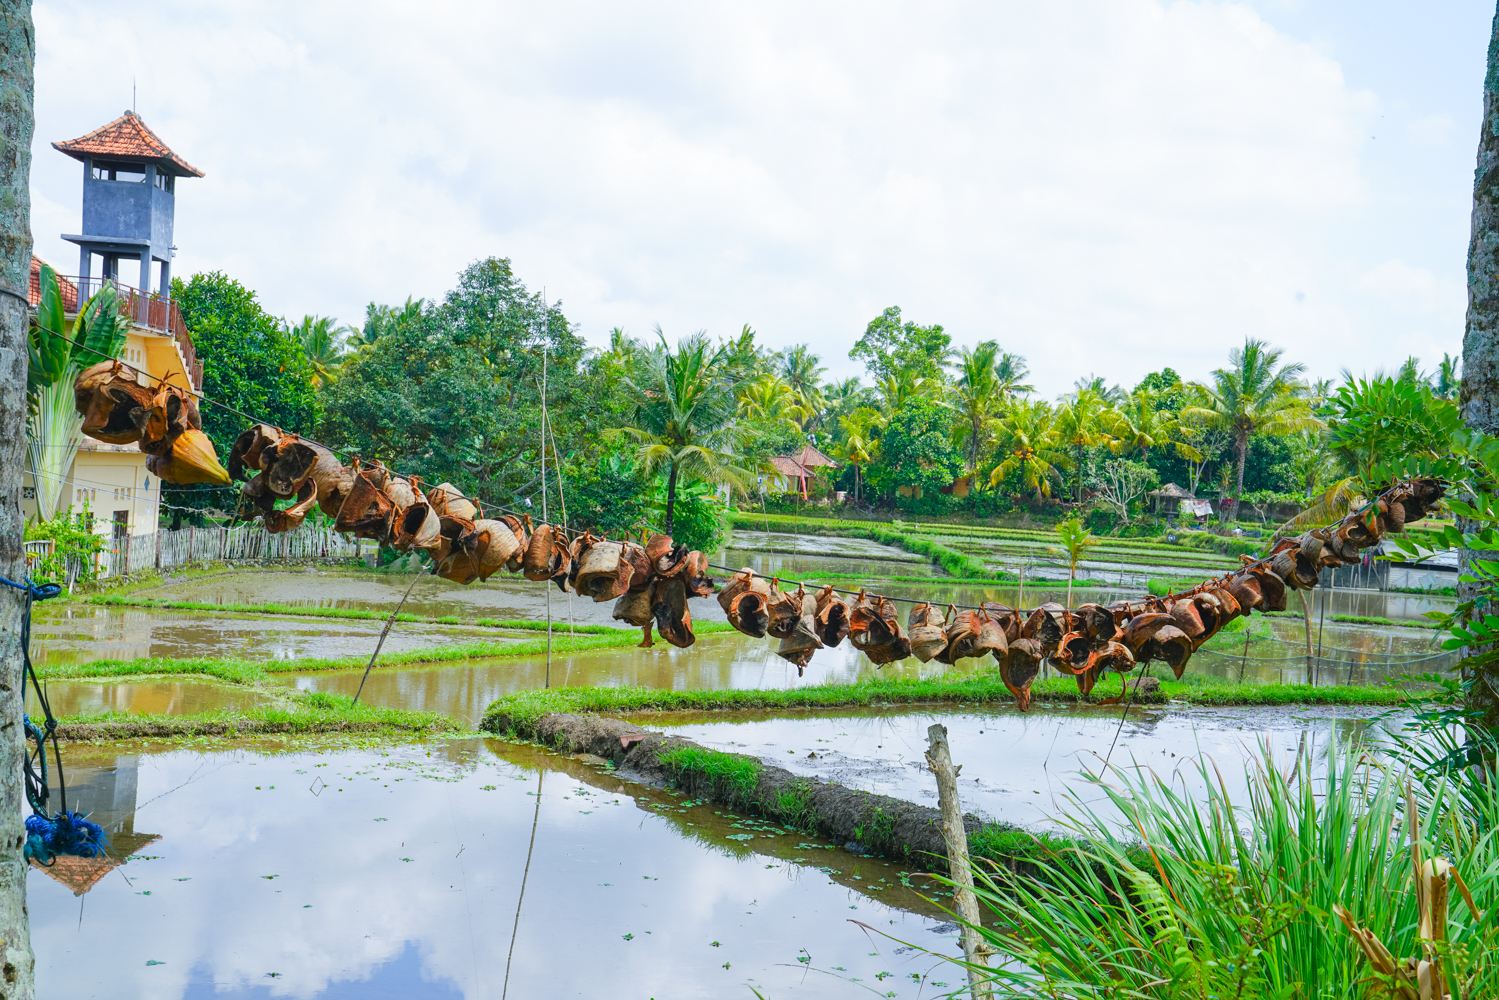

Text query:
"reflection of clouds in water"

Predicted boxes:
[[665, 705, 1405, 832], [33, 743, 942, 999]]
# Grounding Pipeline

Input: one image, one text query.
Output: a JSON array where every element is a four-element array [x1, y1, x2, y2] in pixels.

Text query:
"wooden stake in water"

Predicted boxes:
[[925, 724, 991, 998]]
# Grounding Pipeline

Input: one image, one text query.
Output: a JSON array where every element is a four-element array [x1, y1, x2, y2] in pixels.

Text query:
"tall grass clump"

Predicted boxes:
[[952, 740, 1499, 997]]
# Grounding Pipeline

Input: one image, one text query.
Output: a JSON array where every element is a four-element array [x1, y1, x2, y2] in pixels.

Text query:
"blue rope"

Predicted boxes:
[[3, 576, 108, 864]]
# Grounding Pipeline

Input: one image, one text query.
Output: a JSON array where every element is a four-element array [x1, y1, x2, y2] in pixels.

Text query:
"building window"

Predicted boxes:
[[154, 172, 174, 193], [91, 161, 146, 183]]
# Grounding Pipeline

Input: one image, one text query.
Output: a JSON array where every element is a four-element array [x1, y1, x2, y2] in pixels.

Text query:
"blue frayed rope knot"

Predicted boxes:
[[7, 577, 109, 864]]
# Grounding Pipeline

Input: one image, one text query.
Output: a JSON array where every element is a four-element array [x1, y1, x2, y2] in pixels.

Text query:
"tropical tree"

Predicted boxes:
[[832, 406, 882, 501], [995, 352, 1034, 399], [617, 332, 751, 533], [736, 373, 806, 431], [346, 296, 422, 358], [989, 400, 1069, 503], [850, 306, 952, 384], [1054, 388, 1115, 503], [1051, 517, 1096, 606], [1073, 375, 1127, 405], [820, 376, 869, 431], [287, 315, 351, 386], [774, 344, 826, 430], [875, 369, 942, 416], [1107, 391, 1202, 463], [26, 268, 127, 519], [1433, 353, 1461, 401], [949, 340, 1008, 475], [1180, 338, 1323, 521]]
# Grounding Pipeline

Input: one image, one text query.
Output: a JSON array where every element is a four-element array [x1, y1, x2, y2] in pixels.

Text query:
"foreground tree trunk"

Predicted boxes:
[[0, 1, 36, 994], [1461, 1, 1499, 736]]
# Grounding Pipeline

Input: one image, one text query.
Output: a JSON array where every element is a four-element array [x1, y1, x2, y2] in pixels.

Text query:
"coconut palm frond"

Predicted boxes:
[[1272, 477, 1361, 542]]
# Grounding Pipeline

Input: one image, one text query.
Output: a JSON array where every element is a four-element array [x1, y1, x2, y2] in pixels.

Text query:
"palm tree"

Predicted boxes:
[[737, 373, 806, 430], [1433, 353, 1461, 400], [346, 297, 423, 359], [949, 340, 1006, 475], [1073, 375, 1127, 405], [875, 370, 941, 416], [288, 315, 352, 386], [1054, 388, 1115, 503], [833, 407, 882, 501], [1181, 338, 1324, 522], [989, 400, 1069, 504], [995, 352, 1034, 399], [821, 377, 868, 428], [617, 332, 751, 533], [775, 344, 827, 431], [1107, 392, 1202, 463], [1051, 517, 1097, 607], [719, 324, 767, 381]]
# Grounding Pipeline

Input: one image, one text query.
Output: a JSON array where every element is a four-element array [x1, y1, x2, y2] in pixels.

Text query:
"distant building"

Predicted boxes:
[[21, 111, 206, 538], [765, 445, 839, 499]]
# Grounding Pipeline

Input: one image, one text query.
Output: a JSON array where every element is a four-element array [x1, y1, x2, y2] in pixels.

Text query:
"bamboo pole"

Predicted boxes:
[[925, 724, 991, 998], [1299, 589, 1315, 686]]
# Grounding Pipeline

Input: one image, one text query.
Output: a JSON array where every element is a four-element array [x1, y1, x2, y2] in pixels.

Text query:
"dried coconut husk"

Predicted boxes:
[[682, 551, 714, 598], [497, 515, 529, 572], [776, 587, 823, 674], [1085, 640, 1136, 676], [523, 523, 564, 581], [1118, 612, 1177, 655], [262, 478, 318, 534], [1073, 664, 1103, 697], [565, 531, 601, 594], [576, 539, 628, 601], [1185, 590, 1229, 647], [651, 576, 695, 648], [981, 603, 1022, 643], [1022, 602, 1071, 654], [434, 515, 482, 584], [146, 428, 232, 485], [847, 589, 909, 664], [1224, 572, 1265, 615], [1150, 625, 1194, 679], [813, 586, 851, 648], [1167, 595, 1207, 645], [1000, 638, 1043, 711], [974, 612, 1008, 659], [717, 569, 765, 616], [935, 606, 982, 665], [426, 483, 478, 521], [1324, 525, 1364, 565], [1073, 604, 1117, 643], [619, 539, 651, 593], [75, 360, 153, 444], [470, 519, 519, 580], [334, 461, 398, 541], [227, 424, 282, 480], [138, 385, 202, 459], [907, 602, 949, 663], [766, 582, 802, 640], [1050, 632, 1094, 675], [391, 481, 442, 553], [383, 475, 416, 511], [1246, 564, 1288, 612], [612, 589, 654, 628], [646, 534, 690, 578], [730, 588, 773, 638]]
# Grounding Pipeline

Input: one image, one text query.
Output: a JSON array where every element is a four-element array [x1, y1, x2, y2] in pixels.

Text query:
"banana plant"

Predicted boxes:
[[25, 265, 127, 520]]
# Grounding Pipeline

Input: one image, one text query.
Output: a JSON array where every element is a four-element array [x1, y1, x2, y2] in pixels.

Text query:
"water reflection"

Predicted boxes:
[[26, 678, 271, 719], [660, 704, 1401, 830], [29, 604, 519, 665], [31, 738, 954, 999]]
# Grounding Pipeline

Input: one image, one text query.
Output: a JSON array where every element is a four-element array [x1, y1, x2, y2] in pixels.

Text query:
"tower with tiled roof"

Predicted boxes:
[[52, 110, 203, 297]]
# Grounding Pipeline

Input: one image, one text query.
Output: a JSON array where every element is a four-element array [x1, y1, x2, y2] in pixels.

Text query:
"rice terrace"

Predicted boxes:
[[4, 3, 1499, 999]]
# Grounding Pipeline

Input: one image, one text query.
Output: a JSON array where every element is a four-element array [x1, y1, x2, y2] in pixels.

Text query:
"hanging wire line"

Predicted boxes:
[[44, 319, 1437, 618]]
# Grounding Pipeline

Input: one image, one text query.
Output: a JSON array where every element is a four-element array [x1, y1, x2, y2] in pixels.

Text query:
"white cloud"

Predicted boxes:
[[29, 0, 1454, 397]]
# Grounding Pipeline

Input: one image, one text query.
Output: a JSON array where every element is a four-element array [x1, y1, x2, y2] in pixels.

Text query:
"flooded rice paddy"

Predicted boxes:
[[655, 703, 1398, 830], [34, 738, 958, 999]]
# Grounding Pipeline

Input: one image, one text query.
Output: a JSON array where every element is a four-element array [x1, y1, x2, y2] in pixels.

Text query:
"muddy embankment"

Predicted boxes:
[[482, 709, 1065, 875]]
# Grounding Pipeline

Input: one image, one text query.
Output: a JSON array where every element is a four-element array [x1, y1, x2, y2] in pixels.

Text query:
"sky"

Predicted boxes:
[[27, 0, 1498, 397]]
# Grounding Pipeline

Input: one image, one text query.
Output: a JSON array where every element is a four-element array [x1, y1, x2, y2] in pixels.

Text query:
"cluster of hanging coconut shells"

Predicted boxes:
[[716, 477, 1445, 708], [73, 360, 231, 484], [227, 423, 718, 645]]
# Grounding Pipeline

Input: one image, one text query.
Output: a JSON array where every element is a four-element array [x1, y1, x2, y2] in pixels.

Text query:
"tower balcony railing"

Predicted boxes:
[[58, 275, 202, 391]]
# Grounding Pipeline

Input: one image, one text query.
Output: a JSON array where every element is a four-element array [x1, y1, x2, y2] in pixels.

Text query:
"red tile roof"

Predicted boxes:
[[768, 455, 812, 478], [791, 444, 838, 469], [52, 111, 204, 178], [29, 256, 79, 311]]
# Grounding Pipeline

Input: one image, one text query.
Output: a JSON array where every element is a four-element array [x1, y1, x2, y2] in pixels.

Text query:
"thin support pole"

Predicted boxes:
[[502, 769, 544, 1000], [353, 572, 421, 705], [925, 724, 992, 998], [541, 346, 552, 689], [1299, 589, 1315, 686]]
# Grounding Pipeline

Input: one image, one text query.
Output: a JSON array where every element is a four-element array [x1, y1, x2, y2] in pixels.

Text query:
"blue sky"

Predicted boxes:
[[28, 1, 1498, 396]]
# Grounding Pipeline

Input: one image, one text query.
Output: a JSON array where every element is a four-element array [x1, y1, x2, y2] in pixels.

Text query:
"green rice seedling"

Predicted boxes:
[[937, 741, 1499, 997]]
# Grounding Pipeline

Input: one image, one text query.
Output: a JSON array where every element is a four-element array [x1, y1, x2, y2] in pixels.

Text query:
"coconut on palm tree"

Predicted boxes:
[[989, 400, 1069, 504], [1181, 338, 1323, 522], [774, 344, 826, 431], [617, 332, 751, 534], [1107, 391, 1202, 463]]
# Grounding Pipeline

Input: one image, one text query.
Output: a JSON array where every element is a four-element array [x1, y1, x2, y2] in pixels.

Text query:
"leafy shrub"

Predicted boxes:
[[24, 504, 106, 583]]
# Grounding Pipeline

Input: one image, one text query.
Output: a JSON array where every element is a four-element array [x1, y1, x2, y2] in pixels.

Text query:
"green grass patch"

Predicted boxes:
[[54, 689, 464, 738], [658, 745, 761, 797]]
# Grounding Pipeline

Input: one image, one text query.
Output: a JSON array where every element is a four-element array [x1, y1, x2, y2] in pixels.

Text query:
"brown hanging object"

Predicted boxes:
[[1022, 602, 1071, 656], [471, 519, 519, 581], [650, 576, 695, 648], [1085, 640, 1136, 677], [576, 540, 631, 602], [775, 586, 823, 674], [391, 480, 442, 553], [974, 611, 1008, 659], [75, 360, 153, 444], [523, 523, 565, 581], [496, 514, 529, 572], [334, 460, 398, 541], [1050, 631, 1094, 675], [612, 587, 655, 631], [1267, 533, 1323, 590], [1166, 595, 1208, 645], [646, 534, 690, 578], [999, 638, 1043, 711], [227, 423, 282, 480], [847, 590, 911, 665], [812, 586, 851, 648], [1223, 571, 1265, 615], [426, 483, 478, 521], [434, 515, 481, 584], [982, 603, 1022, 644], [935, 606, 982, 665], [765, 581, 802, 640], [619, 539, 652, 594], [1072, 604, 1117, 643], [682, 551, 715, 598], [262, 478, 318, 534], [719, 570, 772, 637], [1073, 664, 1103, 697], [1245, 564, 1288, 613], [907, 602, 949, 663], [565, 531, 599, 594]]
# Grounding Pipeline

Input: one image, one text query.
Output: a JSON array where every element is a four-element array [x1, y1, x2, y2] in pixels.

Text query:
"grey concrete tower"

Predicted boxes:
[[52, 111, 203, 297]]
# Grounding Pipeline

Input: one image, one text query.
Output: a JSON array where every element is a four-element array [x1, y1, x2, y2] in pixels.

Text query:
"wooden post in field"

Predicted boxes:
[[925, 724, 991, 998]]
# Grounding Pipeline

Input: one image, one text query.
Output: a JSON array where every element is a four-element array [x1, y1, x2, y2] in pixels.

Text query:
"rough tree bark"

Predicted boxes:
[[0, 1, 34, 995], [1461, 3, 1499, 737]]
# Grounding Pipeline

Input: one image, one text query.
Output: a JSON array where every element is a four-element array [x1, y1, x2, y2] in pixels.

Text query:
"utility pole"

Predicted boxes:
[[0, 1, 38, 994]]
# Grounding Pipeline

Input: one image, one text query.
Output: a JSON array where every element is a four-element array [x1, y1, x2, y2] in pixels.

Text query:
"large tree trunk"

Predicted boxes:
[[0, 1, 36, 994], [663, 461, 679, 535], [1461, 1, 1499, 737], [1229, 434, 1248, 523]]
